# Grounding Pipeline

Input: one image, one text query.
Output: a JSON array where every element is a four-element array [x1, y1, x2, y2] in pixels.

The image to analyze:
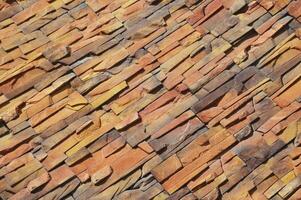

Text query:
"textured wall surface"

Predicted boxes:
[[0, 0, 301, 199]]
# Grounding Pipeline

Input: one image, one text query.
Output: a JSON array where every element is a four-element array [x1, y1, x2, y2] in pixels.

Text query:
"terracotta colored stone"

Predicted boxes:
[[258, 102, 301, 133], [42, 135, 78, 170], [66, 112, 120, 156], [0, 143, 32, 167], [162, 135, 236, 194], [0, 1, 300, 199], [102, 137, 126, 158], [151, 110, 194, 139], [152, 154, 182, 182]]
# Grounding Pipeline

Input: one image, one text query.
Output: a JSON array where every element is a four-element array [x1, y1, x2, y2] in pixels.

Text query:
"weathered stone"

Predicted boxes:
[[5, 158, 43, 186], [122, 123, 150, 147], [43, 44, 71, 63], [152, 154, 182, 182], [0, 5, 22, 22], [27, 172, 50, 192], [162, 134, 236, 194], [192, 79, 234, 113], [288, 0, 301, 18], [91, 165, 113, 184], [34, 66, 70, 91], [102, 137, 126, 158], [234, 125, 252, 141], [41, 14, 74, 35], [91, 81, 128, 108], [223, 24, 253, 43], [160, 41, 201, 74], [233, 133, 271, 171], [0, 127, 36, 154], [65, 147, 90, 166], [1, 1, 300, 199], [87, 129, 120, 153]]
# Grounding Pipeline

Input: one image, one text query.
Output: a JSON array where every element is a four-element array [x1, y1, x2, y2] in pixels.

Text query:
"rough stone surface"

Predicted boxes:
[[0, 0, 301, 199]]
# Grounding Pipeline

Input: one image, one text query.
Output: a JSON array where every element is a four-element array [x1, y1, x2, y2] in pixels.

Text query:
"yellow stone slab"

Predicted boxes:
[[281, 171, 296, 184], [66, 112, 120, 156], [279, 120, 301, 144], [91, 81, 128, 109]]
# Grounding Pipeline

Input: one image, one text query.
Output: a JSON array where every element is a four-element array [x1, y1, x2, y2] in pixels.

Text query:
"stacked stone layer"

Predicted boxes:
[[0, 0, 301, 199]]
